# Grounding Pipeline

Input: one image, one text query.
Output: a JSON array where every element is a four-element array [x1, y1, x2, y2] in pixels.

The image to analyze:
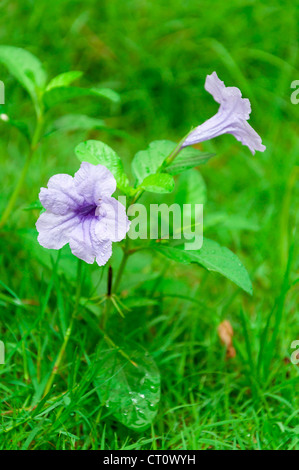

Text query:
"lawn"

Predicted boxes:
[[0, 0, 298, 450]]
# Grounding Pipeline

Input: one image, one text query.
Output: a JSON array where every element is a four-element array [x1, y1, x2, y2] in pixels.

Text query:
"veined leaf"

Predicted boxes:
[[46, 71, 83, 91], [0, 46, 47, 109], [140, 173, 175, 193], [95, 343, 160, 431], [132, 140, 176, 185], [75, 140, 131, 194], [43, 86, 120, 109], [166, 147, 215, 175], [155, 238, 253, 295], [132, 140, 214, 186]]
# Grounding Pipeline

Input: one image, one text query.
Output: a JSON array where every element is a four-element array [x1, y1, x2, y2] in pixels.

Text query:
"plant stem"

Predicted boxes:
[[113, 247, 130, 294], [162, 131, 191, 168], [42, 260, 83, 398], [0, 114, 44, 230], [100, 266, 113, 330], [100, 239, 133, 328]]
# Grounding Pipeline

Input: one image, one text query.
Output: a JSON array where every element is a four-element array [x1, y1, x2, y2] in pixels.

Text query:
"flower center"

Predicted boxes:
[[77, 204, 97, 218]]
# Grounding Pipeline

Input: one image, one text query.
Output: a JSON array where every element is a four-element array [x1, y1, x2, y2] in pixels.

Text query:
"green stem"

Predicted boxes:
[[0, 114, 44, 230], [100, 266, 112, 330], [42, 260, 83, 398], [162, 131, 191, 168], [113, 247, 130, 294], [100, 242, 131, 328], [163, 139, 184, 167]]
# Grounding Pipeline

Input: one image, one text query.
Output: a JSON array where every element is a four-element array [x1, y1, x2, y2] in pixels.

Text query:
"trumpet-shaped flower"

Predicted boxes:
[[36, 162, 130, 266], [182, 72, 266, 154]]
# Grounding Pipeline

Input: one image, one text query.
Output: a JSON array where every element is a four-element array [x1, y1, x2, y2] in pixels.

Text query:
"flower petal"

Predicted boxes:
[[205, 72, 251, 119], [95, 196, 130, 242], [36, 211, 79, 249], [204, 71, 226, 104], [37, 162, 128, 267], [74, 162, 116, 204], [228, 120, 266, 155], [39, 174, 84, 215], [95, 241, 112, 267], [181, 71, 265, 154], [68, 215, 112, 265]]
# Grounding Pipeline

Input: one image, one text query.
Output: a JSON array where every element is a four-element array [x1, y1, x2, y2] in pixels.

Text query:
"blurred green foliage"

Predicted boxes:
[[0, 0, 298, 450]]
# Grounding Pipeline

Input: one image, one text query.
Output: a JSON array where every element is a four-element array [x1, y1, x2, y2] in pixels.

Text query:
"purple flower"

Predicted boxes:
[[36, 162, 130, 266], [182, 72, 266, 154]]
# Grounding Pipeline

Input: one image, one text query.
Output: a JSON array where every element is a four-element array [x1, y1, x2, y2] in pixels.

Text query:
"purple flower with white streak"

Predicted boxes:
[[36, 162, 130, 266], [182, 72, 266, 154]]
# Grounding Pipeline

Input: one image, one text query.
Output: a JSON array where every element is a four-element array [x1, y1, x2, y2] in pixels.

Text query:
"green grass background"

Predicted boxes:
[[0, 0, 298, 450]]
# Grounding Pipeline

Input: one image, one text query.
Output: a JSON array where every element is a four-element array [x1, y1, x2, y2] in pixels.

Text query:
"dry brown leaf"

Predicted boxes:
[[218, 320, 236, 359]]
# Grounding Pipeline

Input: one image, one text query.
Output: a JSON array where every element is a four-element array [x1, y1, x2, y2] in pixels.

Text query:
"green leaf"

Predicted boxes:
[[0, 46, 47, 109], [75, 140, 131, 193], [94, 88, 120, 103], [175, 169, 207, 206], [155, 238, 253, 295], [166, 147, 215, 175], [50, 114, 106, 133], [132, 141, 214, 185], [132, 140, 176, 185], [95, 343, 160, 431], [46, 71, 83, 91], [43, 86, 120, 109], [140, 173, 175, 193]]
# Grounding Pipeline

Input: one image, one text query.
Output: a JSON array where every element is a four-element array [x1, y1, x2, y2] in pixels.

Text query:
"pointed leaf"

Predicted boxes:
[[166, 148, 215, 175], [0, 46, 47, 108], [46, 71, 83, 91], [155, 238, 253, 295]]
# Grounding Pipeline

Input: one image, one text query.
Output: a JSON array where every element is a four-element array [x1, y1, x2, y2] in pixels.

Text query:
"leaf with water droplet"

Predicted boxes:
[[94, 341, 160, 431]]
